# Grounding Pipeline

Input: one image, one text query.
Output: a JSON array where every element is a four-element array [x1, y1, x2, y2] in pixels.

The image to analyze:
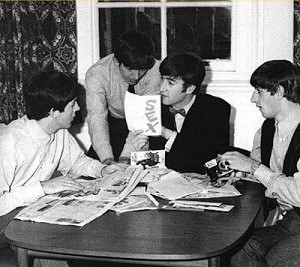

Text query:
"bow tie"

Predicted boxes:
[[169, 107, 186, 117]]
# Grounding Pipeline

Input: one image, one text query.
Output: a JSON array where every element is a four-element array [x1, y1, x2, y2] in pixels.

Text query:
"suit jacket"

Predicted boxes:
[[150, 93, 231, 174]]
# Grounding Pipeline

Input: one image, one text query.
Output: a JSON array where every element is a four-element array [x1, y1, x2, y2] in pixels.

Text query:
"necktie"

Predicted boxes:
[[169, 106, 186, 117], [128, 84, 135, 94]]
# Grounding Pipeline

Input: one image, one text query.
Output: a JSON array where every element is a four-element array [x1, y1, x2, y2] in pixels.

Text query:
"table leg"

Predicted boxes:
[[16, 247, 29, 267], [208, 256, 220, 267]]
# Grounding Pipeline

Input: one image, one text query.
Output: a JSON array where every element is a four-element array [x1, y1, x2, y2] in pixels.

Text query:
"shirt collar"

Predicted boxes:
[[275, 107, 300, 137], [180, 95, 196, 115], [24, 116, 51, 139]]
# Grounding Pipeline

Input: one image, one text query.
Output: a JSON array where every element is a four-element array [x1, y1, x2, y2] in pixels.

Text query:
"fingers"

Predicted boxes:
[[101, 164, 124, 176], [42, 177, 83, 195], [58, 177, 84, 191], [132, 129, 144, 135]]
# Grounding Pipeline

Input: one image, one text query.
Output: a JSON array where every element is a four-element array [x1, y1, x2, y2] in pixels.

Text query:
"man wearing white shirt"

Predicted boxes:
[[150, 52, 231, 173], [220, 60, 300, 266], [0, 71, 124, 245]]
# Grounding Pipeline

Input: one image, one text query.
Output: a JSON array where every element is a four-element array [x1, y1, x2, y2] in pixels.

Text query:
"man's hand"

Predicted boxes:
[[41, 176, 84, 195], [126, 130, 148, 150], [220, 151, 255, 173], [161, 126, 174, 140], [101, 163, 127, 177], [102, 158, 117, 165]]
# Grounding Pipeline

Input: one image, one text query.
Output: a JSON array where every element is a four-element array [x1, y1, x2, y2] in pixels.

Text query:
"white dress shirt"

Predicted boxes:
[[251, 108, 300, 212], [165, 95, 196, 152], [0, 116, 106, 216]]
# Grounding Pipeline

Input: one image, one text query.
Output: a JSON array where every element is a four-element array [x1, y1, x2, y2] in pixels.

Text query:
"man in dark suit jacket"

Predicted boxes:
[[150, 52, 231, 174]]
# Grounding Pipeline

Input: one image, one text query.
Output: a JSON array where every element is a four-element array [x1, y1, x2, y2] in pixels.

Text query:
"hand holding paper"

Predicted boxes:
[[127, 130, 149, 150]]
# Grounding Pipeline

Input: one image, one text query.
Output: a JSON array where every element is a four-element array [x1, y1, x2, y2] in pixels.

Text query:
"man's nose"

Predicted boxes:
[[75, 102, 80, 111], [250, 90, 258, 103], [131, 70, 139, 80], [160, 80, 167, 93]]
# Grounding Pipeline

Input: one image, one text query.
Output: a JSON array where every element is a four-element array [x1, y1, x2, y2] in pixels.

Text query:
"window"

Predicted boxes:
[[77, 1, 293, 84], [95, 1, 233, 71]]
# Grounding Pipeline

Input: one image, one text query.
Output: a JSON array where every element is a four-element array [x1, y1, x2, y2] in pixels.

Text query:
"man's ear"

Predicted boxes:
[[276, 85, 285, 100], [48, 108, 61, 118], [186, 85, 196, 95]]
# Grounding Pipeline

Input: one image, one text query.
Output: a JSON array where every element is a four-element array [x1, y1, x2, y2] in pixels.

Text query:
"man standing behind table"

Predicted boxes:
[[150, 52, 231, 174], [0, 71, 124, 236], [85, 30, 161, 165], [220, 60, 300, 266]]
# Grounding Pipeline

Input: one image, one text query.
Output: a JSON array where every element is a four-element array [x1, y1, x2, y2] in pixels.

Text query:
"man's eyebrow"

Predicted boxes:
[[163, 76, 177, 82]]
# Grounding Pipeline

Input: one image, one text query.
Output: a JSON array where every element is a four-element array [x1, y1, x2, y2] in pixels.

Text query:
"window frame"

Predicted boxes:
[[76, 0, 293, 85], [93, 1, 235, 71]]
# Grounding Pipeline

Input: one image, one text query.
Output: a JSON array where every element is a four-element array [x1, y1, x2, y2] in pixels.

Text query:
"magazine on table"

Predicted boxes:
[[15, 166, 148, 226]]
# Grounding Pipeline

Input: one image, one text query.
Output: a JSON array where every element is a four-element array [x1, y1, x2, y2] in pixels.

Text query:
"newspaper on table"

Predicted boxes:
[[14, 196, 114, 227], [124, 91, 161, 136], [15, 166, 148, 227]]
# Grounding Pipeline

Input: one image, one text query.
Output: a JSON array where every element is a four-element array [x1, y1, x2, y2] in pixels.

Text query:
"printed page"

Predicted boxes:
[[15, 166, 148, 226], [15, 196, 115, 227], [148, 171, 204, 200], [124, 91, 161, 136], [110, 194, 158, 213]]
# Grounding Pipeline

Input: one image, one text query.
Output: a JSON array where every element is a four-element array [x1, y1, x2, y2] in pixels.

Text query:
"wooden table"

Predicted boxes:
[[5, 181, 265, 267]]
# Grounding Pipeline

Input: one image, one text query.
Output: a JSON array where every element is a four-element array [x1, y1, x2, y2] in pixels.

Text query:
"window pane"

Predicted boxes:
[[167, 7, 231, 60], [99, 8, 161, 59]]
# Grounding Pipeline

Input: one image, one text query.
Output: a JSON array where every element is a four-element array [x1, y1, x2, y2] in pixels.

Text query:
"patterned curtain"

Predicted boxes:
[[294, 1, 300, 63], [0, 1, 77, 124]]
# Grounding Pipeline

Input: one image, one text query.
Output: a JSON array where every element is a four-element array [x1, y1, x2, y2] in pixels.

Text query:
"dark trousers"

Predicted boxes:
[[231, 209, 300, 267], [87, 113, 129, 162]]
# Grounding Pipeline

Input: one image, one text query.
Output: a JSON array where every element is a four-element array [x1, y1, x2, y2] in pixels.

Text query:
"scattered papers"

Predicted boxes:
[[124, 91, 161, 136], [94, 166, 148, 202], [148, 171, 203, 200], [15, 166, 148, 226], [146, 170, 241, 201], [111, 194, 158, 213], [131, 150, 165, 168]]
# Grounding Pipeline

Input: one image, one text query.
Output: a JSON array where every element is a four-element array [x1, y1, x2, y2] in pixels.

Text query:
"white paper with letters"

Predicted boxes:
[[124, 91, 161, 136]]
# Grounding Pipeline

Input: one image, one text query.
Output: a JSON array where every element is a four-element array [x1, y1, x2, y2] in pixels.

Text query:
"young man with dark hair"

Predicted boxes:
[[150, 52, 231, 173], [85, 30, 160, 165], [0, 71, 124, 219], [220, 60, 300, 266]]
